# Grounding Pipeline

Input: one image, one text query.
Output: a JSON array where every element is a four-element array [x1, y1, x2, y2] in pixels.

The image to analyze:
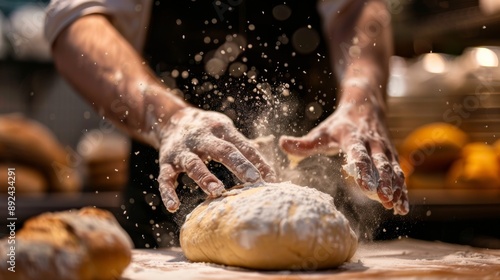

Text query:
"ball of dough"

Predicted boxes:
[[0, 207, 133, 280], [180, 182, 358, 270]]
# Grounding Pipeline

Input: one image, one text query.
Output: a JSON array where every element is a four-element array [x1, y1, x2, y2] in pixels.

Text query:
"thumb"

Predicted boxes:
[[279, 134, 340, 157]]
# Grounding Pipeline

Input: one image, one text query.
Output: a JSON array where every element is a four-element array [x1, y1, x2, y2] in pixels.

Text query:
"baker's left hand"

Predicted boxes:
[[279, 93, 409, 215]]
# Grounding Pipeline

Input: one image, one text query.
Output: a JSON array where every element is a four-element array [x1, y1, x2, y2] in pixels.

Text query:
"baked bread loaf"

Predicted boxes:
[[494, 139, 500, 164], [0, 114, 81, 192], [77, 131, 130, 192], [0, 164, 47, 194], [0, 207, 133, 280], [399, 122, 468, 172], [180, 182, 358, 270], [446, 143, 500, 189]]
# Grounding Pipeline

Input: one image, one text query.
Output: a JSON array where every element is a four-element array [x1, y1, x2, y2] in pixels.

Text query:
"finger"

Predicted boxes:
[[391, 163, 405, 204], [157, 163, 181, 213], [202, 138, 262, 184], [228, 134, 277, 182], [180, 152, 225, 197], [392, 161, 409, 215], [343, 139, 377, 195], [372, 153, 394, 203], [382, 200, 394, 209], [279, 130, 339, 157], [394, 188, 410, 215]]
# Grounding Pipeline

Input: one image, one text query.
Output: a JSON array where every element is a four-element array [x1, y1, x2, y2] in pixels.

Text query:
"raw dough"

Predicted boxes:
[[0, 207, 133, 280], [180, 182, 358, 270]]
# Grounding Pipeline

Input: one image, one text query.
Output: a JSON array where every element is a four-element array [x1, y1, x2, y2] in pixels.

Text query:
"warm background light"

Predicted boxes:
[[422, 53, 447, 74], [473, 47, 499, 67]]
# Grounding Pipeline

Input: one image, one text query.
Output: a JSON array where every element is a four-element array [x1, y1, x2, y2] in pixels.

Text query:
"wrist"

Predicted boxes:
[[337, 78, 387, 118], [141, 84, 189, 148]]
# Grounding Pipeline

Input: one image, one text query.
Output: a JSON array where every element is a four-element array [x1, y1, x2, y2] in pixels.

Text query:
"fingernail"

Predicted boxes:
[[245, 168, 261, 182], [208, 182, 224, 196], [166, 200, 178, 212]]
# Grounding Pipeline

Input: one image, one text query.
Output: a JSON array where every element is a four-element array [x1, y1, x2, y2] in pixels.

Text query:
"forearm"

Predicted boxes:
[[51, 14, 188, 148], [322, 0, 392, 112]]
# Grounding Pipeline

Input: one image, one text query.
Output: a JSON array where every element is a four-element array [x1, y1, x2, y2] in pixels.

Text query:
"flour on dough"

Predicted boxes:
[[180, 182, 358, 270]]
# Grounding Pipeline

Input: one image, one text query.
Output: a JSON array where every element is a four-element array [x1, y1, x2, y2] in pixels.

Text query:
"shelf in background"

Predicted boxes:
[[377, 189, 500, 222], [0, 191, 122, 223], [409, 188, 500, 205]]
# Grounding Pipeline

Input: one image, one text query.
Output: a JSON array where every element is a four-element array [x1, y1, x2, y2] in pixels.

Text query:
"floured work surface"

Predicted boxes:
[[122, 239, 500, 279]]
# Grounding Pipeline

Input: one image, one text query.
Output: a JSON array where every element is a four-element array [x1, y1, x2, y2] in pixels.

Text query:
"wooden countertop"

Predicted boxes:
[[122, 239, 500, 279]]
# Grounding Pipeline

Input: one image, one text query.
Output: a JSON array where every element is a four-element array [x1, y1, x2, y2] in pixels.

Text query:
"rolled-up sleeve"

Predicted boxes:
[[45, 0, 151, 51]]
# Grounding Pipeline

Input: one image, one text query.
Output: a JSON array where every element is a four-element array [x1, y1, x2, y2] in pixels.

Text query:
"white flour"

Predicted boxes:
[[193, 182, 351, 251]]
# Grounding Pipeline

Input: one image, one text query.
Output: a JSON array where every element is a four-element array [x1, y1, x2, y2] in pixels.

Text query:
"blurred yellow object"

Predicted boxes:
[[461, 142, 495, 155], [399, 122, 469, 172], [446, 142, 500, 189], [494, 139, 500, 163]]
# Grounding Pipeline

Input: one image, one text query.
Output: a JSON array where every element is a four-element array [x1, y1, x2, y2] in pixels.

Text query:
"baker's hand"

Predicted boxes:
[[157, 107, 277, 212], [279, 101, 409, 215]]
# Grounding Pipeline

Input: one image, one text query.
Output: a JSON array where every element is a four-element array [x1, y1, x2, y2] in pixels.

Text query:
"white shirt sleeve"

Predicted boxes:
[[317, 0, 351, 24], [44, 0, 152, 51]]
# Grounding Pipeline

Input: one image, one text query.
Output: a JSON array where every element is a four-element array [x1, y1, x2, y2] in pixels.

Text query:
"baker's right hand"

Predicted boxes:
[[156, 107, 277, 212]]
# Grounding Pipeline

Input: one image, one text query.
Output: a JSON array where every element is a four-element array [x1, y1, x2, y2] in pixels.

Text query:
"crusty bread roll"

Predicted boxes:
[[0, 207, 133, 280], [77, 131, 130, 191], [399, 122, 468, 172], [446, 143, 500, 189], [180, 182, 358, 270], [494, 139, 500, 164], [0, 114, 81, 192], [84, 159, 128, 191]]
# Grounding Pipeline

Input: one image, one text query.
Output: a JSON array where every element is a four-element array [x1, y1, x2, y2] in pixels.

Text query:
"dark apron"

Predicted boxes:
[[119, 0, 336, 248]]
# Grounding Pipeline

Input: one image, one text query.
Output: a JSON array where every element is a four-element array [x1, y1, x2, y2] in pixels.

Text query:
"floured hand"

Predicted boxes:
[[157, 107, 277, 213], [279, 101, 409, 215]]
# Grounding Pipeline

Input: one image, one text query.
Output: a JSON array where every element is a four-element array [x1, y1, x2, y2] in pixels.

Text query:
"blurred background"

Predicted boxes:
[[0, 0, 129, 237], [0, 0, 499, 248]]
